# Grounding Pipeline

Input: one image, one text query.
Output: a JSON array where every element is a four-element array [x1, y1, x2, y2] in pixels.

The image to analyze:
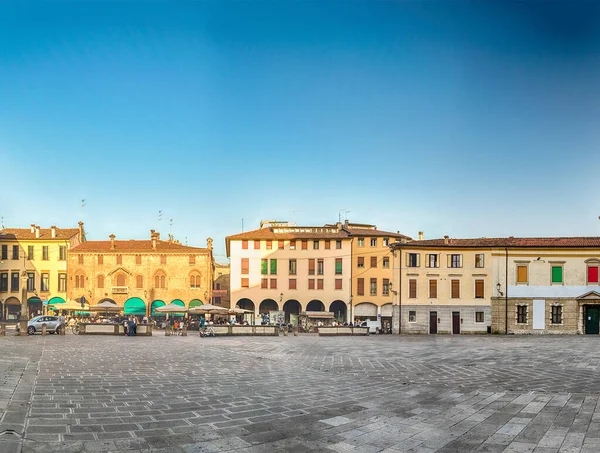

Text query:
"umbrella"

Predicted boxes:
[[88, 301, 123, 313], [189, 304, 228, 315], [49, 299, 90, 311], [228, 307, 253, 315], [155, 303, 188, 314]]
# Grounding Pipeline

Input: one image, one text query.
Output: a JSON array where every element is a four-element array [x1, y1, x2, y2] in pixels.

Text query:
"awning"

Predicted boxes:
[[28, 296, 42, 304], [124, 297, 146, 316], [302, 311, 334, 319], [48, 297, 66, 305], [151, 300, 166, 316], [189, 299, 204, 308]]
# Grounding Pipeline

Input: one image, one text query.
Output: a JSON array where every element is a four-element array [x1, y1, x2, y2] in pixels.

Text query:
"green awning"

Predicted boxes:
[[169, 300, 185, 316], [124, 297, 146, 316], [48, 297, 66, 305], [189, 299, 204, 308], [151, 300, 166, 316], [28, 297, 42, 304]]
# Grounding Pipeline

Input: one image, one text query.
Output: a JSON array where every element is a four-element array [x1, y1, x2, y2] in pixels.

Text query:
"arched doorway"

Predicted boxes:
[[381, 303, 393, 333], [307, 300, 325, 311], [151, 300, 165, 317], [28, 296, 42, 317], [259, 299, 278, 312], [189, 299, 203, 308], [329, 300, 347, 323], [4, 297, 20, 320], [124, 297, 146, 316], [236, 298, 255, 312], [354, 302, 378, 322], [283, 300, 301, 325], [98, 298, 116, 305]]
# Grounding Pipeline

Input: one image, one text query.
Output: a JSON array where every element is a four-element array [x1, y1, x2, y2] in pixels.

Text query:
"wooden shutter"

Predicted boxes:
[[517, 265, 528, 283], [137, 275, 143, 288], [270, 278, 277, 289], [335, 258, 343, 274], [308, 279, 315, 290], [551, 266, 562, 283], [451, 279, 460, 298], [429, 279, 437, 298], [254, 240, 260, 249], [409, 279, 417, 298], [317, 279, 324, 290], [289, 278, 296, 290], [302, 240, 308, 250], [241, 258, 249, 275], [475, 279, 484, 298], [261, 259, 268, 275], [325, 240, 331, 249], [241, 278, 249, 288], [308, 259, 315, 275], [266, 240, 272, 250], [270, 259, 277, 275], [335, 279, 342, 290], [260, 277, 267, 289], [371, 256, 377, 268], [290, 240, 296, 249], [278, 240, 284, 249], [588, 266, 599, 283], [97, 275, 104, 288], [242, 240, 248, 249], [357, 278, 364, 295], [358, 257, 364, 267]]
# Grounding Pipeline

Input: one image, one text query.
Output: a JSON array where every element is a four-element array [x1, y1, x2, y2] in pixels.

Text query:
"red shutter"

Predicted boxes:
[[241, 258, 249, 275], [289, 279, 296, 290], [325, 240, 331, 249], [317, 279, 324, 290], [308, 279, 315, 290], [308, 259, 315, 275], [357, 278, 364, 296], [335, 279, 342, 290], [254, 240, 260, 250], [589, 266, 599, 283], [278, 240, 284, 249], [242, 240, 248, 249]]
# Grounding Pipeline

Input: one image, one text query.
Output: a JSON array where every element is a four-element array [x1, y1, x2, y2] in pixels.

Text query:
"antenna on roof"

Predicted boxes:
[[170, 218, 173, 237], [81, 199, 86, 220], [242, 218, 244, 233], [339, 209, 351, 222], [1, 216, 4, 229]]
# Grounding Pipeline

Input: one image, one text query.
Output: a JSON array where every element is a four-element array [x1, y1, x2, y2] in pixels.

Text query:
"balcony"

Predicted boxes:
[[112, 286, 129, 294], [212, 289, 229, 296]]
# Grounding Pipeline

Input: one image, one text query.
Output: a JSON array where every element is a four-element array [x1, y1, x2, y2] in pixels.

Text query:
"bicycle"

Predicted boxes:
[[70, 323, 80, 335]]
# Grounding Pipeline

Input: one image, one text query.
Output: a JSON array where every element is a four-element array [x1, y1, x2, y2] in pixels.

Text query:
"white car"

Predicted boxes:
[[17, 316, 64, 335], [360, 320, 381, 333]]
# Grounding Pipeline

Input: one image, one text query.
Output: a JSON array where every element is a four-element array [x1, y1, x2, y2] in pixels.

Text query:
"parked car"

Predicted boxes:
[[16, 316, 64, 335], [360, 320, 381, 333]]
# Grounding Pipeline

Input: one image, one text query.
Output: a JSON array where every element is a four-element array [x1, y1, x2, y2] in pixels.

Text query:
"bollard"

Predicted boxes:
[[182, 325, 187, 336], [42, 324, 47, 336], [61, 324, 66, 335], [165, 327, 171, 336], [293, 327, 298, 336], [0, 324, 5, 336], [283, 328, 288, 336]]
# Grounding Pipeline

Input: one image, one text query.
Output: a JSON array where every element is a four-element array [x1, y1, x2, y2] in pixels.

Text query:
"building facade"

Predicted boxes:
[[0, 223, 84, 320], [67, 230, 214, 317], [213, 263, 230, 308], [391, 236, 493, 334], [226, 221, 352, 324]]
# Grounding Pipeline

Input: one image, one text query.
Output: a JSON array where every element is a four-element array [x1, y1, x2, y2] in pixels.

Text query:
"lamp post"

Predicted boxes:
[[20, 270, 28, 336]]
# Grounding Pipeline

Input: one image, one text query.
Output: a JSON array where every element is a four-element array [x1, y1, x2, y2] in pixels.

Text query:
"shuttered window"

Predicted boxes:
[[254, 240, 260, 250], [308, 279, 315, 290], [407, 253, 420, 267], [475, 279, 484, 298], [588, 266, 599, 283], [270, 279, 277, 289], [261, 259, 268, 275], [335, 258, 343, 275], [97, 275, 104, 288], [241, 278, 249, 288], [278, 240, 284, 249], [409, 279, 417, 298], [290, 240, 296, 250], [335, 279, 342, 290], [325, 240, 331, 250], [289, 259, 297, 275], [302, 240, 308, 250], [429, 279, 437, 299], [261, 278, 268, 289], [451, 279, 460, 298], [357, 257, 364, 268], [370, 278, 377, 296], [136, 275, 143, 288], [308, 259, 315, 275], [270, 259, 277, 275], [357, 278, 364, 296], [448, 254, 462, 268], [370, 256, 377, 268], [242, 240, 248, 249], [317, 279, 324, 290], [289, 279, 296, 289], [551, 266, 563, 284], [517, 265, 528, 283], [266, 241, 272, 250], [241, 258, 249, 275]]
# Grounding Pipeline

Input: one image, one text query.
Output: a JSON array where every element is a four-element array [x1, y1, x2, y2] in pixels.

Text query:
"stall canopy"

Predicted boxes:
[[124, 297, 146, 316], [28, 296, 42, 304], [302, 311, 334, 319]]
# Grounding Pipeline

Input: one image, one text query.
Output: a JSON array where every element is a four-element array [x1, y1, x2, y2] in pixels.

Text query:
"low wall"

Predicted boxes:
[[318, 327, 369, 336], [203, 325, 279, 336], [79, 323, 152, 336]]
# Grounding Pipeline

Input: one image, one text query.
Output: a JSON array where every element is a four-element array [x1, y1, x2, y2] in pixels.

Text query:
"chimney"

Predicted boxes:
[[35, 225, 40, 238], [444, 235, 449, 245], [207, 237, 213, 250], [344, 219, 349, 229], [109, 234, 115, 250], [418, 231, 424, 241], [30, 224, 35, 233], [78, 221, 84, 242], [151, 232, 157, 249], [336, 222, 342, 231], [51, 226, 57, 238]]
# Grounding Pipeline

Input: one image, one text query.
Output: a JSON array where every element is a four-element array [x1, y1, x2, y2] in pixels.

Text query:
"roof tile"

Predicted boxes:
[[71, 240, 209, 253]]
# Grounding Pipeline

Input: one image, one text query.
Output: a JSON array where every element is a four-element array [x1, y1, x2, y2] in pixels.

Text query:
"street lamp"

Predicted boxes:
[[19, 270, 28, 336]]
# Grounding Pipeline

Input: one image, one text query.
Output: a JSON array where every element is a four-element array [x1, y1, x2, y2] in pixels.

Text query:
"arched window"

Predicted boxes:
[[154, 272, 166, 289], [75, 274, 85, 289], [136, 275, 143, 288], [97, 275, 104, 288], [116, 273, 126, 286], [190, 273, 201, 288]]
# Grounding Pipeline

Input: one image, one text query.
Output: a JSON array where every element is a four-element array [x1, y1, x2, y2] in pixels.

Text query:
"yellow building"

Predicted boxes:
[[213, 263, 230, 308], [0, 223, 84, 320]]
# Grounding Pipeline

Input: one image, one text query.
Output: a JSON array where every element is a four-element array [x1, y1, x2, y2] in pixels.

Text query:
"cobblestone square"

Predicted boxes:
[[3, 334, 600, 452]]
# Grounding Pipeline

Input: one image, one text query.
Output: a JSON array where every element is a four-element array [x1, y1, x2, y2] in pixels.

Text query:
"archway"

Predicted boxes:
[[98, 298, 116, 305], [4, 297, 20, 320], [329, 300, 347, 323], [28, 296, 42, 317], [236, 298, 255, 312], [124, 297, 146, 316], [306, 300, 325, 312], [283, 299, 301, 324], [171, 299, 185, 317], [259, 299, 278, 313], [354, 302, 378, 321], [151, 300, 166, 317], [189, 299, 204, 308]]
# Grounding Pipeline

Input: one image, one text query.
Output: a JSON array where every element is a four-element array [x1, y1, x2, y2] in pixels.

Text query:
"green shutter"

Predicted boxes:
[[551, 266, 563, 283], [335, 260, 342, 274], [261, 259, 268, 275], [270, 259, 277, 275]]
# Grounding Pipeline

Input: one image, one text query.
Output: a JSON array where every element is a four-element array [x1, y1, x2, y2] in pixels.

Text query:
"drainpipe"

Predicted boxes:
[[505, 247, 508, 335]]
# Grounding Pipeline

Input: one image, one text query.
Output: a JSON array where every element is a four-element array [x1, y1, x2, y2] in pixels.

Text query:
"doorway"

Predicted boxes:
[[586, 306, 600, 334], [452, 311, 460, 334], [429, 311, 438, 334]]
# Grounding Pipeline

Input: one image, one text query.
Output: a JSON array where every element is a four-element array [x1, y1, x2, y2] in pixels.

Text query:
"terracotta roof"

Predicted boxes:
[[392, 237, 600, 249], [226, 227, 350, 241], [0, 227, 79, 240], [71, 240, 209, 253], [346, 227, 412, 240]]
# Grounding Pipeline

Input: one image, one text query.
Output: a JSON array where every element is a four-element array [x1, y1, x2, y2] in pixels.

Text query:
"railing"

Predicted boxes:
[[111, 286, 129, 294]]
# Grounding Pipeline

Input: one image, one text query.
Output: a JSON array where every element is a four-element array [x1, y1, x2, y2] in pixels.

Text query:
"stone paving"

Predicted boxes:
[[3, 334, 600, 452]]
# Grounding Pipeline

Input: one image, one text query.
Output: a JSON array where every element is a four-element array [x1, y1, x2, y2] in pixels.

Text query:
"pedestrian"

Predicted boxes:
[[123, 317, 129, 336]]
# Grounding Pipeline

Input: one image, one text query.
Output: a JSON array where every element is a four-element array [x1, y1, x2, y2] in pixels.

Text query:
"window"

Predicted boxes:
[[1, 245, 7, 260], [135, 275, 143, 288], [408, 311, 416, 322], [117, 254, 123, 265], [58, 274, 66, 292], [448, 254, 462, 268], [41, 273, 49, 292], [517, 305, 527, 324], [308, 259, 315, 275], [335, 279, 342, 290], [383, 238, 389, 247], [325, 240, 330, 250], [317, 259, 324, 275], [155, 274, 166, 289], [475, 280, 484, 299], [383, 257, 390, 268], [317, 279, 324, 290], [588, 266, 599, 283], [475, 254, 485, 268], [78, 254, 84, 265], [0, 272, 7, 291], [407, 253, 420, 267], [160, 255, 167, 265], [261, 259, 268, 275], [270, 259, 277, 275], [357, 257, 364, 268], [451, 279, 460, 298], [313, 240, 319, 250], [427, 254, 438, 268], [370, 256, 377, 268], [215, 283, 221, 290], [42, 246, 49, 260], [335, 258, 343, 275], [302, 240, 308, 250], [383, 279, 390, 296], [28, 246, 34, 260], [289, 278, 297, 290], [213, 297, 222, 305], [551, 266, 563, 284], [190, 274, 201, 288], [11, 272, 19, 291], [116, 274, 126, 286], [429, 279, 437, 299], [278, 240, 284, 250], [517, 265, 528, 284], [475, 311, 484, 323], [242, 240, 248, 250], [370, 238, 377, 247], [97, 275, 104, 288], [357, 278, 364, 296], [552, 305, 562, 324], [12, 245, 19, 260], [241, 278, 249, 288], [241, 258, 249, 275], [254, 240, 260, 250], [358, 238, 365, 247], [266, 240, 272, 250], [289, 259, 297, 275], [409, 279, 417, 298], [290, 240, 296, 250], [75, 274, 84, 289], [136, 255, 142, 265], [98, 255, 103, 265], [27, 273, 35, 291], [308, 279, 315, 290], [58, 246, 66, 261], [261, 278, 268, 289], [370, 278, 377, 296], [336, 240, 342, 249]]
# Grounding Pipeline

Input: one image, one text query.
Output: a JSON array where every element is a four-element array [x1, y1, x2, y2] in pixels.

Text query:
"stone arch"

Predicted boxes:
[[329, 300, 347, 322], [283, 299, 301, 323], [354, 302, 378, 319], [236, 298, 255, 312], [153, 269, 167, 289], [259, 299, 279, 313], [306, 300, 325, 311], [4, 296, 21, 320], [188, 269, 202, 288]]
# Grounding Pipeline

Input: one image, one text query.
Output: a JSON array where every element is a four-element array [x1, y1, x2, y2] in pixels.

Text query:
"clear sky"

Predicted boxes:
[[1, 1, 600, 263]]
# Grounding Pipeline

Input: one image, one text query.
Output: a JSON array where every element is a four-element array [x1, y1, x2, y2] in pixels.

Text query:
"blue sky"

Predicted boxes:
[[1, 1, 600, 262]]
